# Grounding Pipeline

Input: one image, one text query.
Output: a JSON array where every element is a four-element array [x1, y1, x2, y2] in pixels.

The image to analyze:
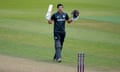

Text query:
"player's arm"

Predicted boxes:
[[47, 14, 55, 24], [48, 20, 52, 24], [67, 19, 72, 24], [66, 13, 72, 24], [46, 12, 53, 24], [67, 10, 80, 24], [46, 13, 53, 24]]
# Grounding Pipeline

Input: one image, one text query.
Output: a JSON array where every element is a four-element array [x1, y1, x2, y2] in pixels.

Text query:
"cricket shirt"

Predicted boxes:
[[51, 12, 69, 33]]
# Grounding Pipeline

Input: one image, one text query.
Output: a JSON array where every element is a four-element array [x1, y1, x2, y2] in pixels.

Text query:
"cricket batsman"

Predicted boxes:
[[46, 4, 79, 63]]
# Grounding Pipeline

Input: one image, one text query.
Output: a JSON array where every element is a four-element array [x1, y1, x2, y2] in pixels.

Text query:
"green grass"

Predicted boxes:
[[0, 0, 120, 72]]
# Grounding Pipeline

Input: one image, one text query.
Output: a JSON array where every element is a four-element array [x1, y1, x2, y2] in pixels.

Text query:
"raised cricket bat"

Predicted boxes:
[[46, 4, 53, 20]]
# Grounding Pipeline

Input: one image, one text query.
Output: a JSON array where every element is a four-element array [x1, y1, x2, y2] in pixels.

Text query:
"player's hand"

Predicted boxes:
[[48, 20, 52, 24], [67, 19, 72, 24], [46, 12, 51, 20]]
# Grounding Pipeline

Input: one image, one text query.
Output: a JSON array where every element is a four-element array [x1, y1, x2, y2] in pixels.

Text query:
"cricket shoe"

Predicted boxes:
[[54, 58, 62, 63]]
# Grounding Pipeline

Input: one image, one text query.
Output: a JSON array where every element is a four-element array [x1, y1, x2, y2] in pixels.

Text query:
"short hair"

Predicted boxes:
[[57, 4, 63, 8]]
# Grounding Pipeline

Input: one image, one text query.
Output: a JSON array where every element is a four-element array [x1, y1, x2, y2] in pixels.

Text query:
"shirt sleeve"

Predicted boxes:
[[51, 14, 55, 20], [65, 13, 69, 20]]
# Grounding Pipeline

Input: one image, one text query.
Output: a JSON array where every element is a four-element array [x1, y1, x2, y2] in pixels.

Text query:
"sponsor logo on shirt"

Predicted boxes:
[[57, 19, 65, 21], [63, 15, 65, 18]]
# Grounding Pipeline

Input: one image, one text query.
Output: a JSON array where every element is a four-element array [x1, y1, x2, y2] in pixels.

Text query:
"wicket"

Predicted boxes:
[[78, 53, 85, 72]]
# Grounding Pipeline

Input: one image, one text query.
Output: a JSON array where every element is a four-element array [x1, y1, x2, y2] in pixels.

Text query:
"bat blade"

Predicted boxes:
[[48, 4, 53, 12]]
